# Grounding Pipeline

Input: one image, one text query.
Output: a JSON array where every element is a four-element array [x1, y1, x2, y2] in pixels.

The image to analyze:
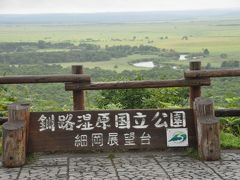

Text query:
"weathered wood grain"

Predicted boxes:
[[2, 103, 30, 167], [72, 65, 85, 110], [189, 61, 202, 108], [0, 74, 91, 84], [8, 103, 30, 146], [65, 78, 210, 91], [185, 68, 240, 78], [2, 121, 26, 167], [194, 97, 220, 161]]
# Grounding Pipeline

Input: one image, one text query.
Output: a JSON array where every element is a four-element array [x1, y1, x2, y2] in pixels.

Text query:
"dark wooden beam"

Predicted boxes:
[[0, 74, 91, 84], [215, 109, 240, 117], [65, 78, 211, 91], [0, 117, 8, 125], [185, 68, 240, 78]]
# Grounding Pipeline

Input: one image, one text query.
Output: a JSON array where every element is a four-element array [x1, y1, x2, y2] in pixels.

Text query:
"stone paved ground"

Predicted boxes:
[[0, 150, 240, 180]]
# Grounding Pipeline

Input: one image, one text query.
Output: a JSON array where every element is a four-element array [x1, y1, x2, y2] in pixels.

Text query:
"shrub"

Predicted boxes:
[[220, 53, 228, 59]]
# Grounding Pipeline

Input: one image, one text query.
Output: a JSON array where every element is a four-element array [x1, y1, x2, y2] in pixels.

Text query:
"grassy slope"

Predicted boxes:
[[55, 54, 158, 72]]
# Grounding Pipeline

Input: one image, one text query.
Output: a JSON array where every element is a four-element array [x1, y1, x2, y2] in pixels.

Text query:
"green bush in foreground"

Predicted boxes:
[[220, 117, 240, 137], [221, 132, 240, 149]]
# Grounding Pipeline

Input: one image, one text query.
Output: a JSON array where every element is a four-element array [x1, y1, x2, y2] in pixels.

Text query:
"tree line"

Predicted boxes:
[[0, 42, 161, 64]]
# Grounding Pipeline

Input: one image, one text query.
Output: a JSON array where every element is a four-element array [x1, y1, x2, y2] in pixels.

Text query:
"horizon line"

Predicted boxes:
[[0, 7, 239, 15]]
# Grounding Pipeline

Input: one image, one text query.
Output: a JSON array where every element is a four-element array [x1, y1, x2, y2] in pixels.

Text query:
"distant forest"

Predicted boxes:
[[0, 42, 166, 64]]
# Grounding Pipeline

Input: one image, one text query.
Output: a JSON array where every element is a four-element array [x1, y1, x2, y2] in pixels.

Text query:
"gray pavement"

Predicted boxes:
[[1, 151, 240, 180]]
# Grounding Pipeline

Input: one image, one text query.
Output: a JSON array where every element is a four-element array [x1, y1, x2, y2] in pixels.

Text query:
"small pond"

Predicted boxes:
[[179, 54, 188, 61], [133, 61, 155, 68]]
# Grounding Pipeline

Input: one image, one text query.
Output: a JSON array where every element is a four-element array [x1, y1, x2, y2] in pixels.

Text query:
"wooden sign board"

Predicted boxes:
[[28, 109, 196, 152]]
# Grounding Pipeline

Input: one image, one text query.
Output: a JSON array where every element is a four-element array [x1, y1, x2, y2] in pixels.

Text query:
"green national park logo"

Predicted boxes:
[[167, 128, 188, 147], [168, 131, 187, 143]]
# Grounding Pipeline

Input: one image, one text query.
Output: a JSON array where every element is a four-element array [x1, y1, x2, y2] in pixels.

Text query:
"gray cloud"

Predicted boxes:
[[0, 0, 240, 14]]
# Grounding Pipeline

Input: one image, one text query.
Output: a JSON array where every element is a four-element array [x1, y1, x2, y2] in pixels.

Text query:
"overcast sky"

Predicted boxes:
[[0, 0, 240, 14]]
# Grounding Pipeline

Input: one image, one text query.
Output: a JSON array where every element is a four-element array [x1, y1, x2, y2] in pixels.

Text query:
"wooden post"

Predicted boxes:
[[2, 103, 30, 167], [189, 61, 201, 108], [72, 65, 85, 110], [193, 97, 220, 161]]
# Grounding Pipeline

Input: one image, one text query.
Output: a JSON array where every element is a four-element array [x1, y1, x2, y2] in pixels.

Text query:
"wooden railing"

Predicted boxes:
[[0, 61, 239, 119], [66, 61, 240, 116]]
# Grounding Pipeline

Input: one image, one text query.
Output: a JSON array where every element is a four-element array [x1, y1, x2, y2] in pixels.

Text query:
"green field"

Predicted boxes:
[[1, 19, 240, 70], [1, 20, 240, 55]]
